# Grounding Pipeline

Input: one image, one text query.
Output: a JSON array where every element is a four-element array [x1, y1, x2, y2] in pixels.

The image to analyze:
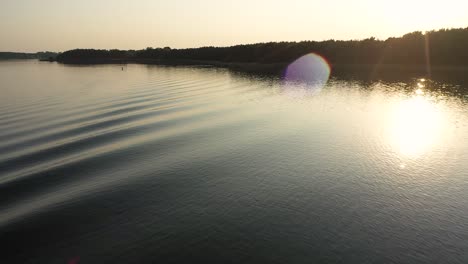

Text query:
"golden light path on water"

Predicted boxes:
[[282, 56, 456, 162], [386, 80, 448, 158]]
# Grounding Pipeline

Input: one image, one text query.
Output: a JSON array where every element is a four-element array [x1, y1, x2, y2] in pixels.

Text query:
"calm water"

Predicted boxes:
[[1, 60, 468, 263]]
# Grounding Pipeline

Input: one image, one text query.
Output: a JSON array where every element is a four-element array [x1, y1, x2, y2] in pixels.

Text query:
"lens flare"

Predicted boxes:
[[283, 53, 331, 92]]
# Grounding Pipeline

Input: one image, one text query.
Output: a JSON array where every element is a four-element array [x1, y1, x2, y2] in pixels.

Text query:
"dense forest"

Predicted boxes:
[[0, 52, 57, 60], [56, 28, 468, 70]]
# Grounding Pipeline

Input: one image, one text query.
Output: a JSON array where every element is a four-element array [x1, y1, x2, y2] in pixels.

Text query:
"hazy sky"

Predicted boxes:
[[2, 0, 468, 52]]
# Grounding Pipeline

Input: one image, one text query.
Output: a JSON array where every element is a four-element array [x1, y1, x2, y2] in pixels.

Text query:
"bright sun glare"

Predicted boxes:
[[388, 85, 445, 157]]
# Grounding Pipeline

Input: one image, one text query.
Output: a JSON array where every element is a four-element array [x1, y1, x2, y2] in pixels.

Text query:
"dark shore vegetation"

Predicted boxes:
[[0, 52, 57, 61], [56, 28, 468, 69]]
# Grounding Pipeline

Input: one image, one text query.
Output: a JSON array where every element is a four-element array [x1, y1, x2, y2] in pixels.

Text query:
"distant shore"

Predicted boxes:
[[0, 52, 57, 61], [55, 58, 468, 82]]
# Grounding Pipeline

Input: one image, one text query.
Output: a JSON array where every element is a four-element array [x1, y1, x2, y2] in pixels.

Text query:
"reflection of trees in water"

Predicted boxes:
[[332, 64, 468, 93]]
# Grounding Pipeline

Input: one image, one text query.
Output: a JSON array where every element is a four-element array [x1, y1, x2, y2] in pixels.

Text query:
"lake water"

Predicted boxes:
[[1, 60, 468, 263]]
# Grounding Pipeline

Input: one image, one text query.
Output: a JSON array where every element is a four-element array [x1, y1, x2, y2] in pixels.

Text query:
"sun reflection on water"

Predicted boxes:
[[387, 91, 446, 157]]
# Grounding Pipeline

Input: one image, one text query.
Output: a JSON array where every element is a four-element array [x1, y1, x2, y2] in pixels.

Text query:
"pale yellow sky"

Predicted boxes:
[[1, 0, 468, 52]]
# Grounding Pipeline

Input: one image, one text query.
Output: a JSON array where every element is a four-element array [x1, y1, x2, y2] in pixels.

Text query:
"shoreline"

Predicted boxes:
[[54, 59, 468, 79], [56, 58, 287, 74]]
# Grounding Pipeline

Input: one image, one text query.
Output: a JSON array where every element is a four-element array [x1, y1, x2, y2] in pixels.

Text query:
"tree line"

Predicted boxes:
[[56, 28, 468, 67], [0, 52, 57, 60]]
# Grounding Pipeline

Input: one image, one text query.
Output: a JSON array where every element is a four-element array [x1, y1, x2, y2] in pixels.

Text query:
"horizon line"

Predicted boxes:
[[3, 26, 467, 54]]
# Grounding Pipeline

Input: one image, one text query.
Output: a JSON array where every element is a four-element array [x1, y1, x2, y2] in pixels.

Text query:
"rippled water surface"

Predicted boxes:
[[2, 60, 468, 263]]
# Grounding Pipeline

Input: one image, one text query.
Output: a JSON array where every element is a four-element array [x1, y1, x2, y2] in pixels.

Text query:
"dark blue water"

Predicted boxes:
[[1, 60, 468, 263]]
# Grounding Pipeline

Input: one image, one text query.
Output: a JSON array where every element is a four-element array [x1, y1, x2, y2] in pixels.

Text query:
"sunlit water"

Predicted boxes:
[[1, 60, 468, 263]]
